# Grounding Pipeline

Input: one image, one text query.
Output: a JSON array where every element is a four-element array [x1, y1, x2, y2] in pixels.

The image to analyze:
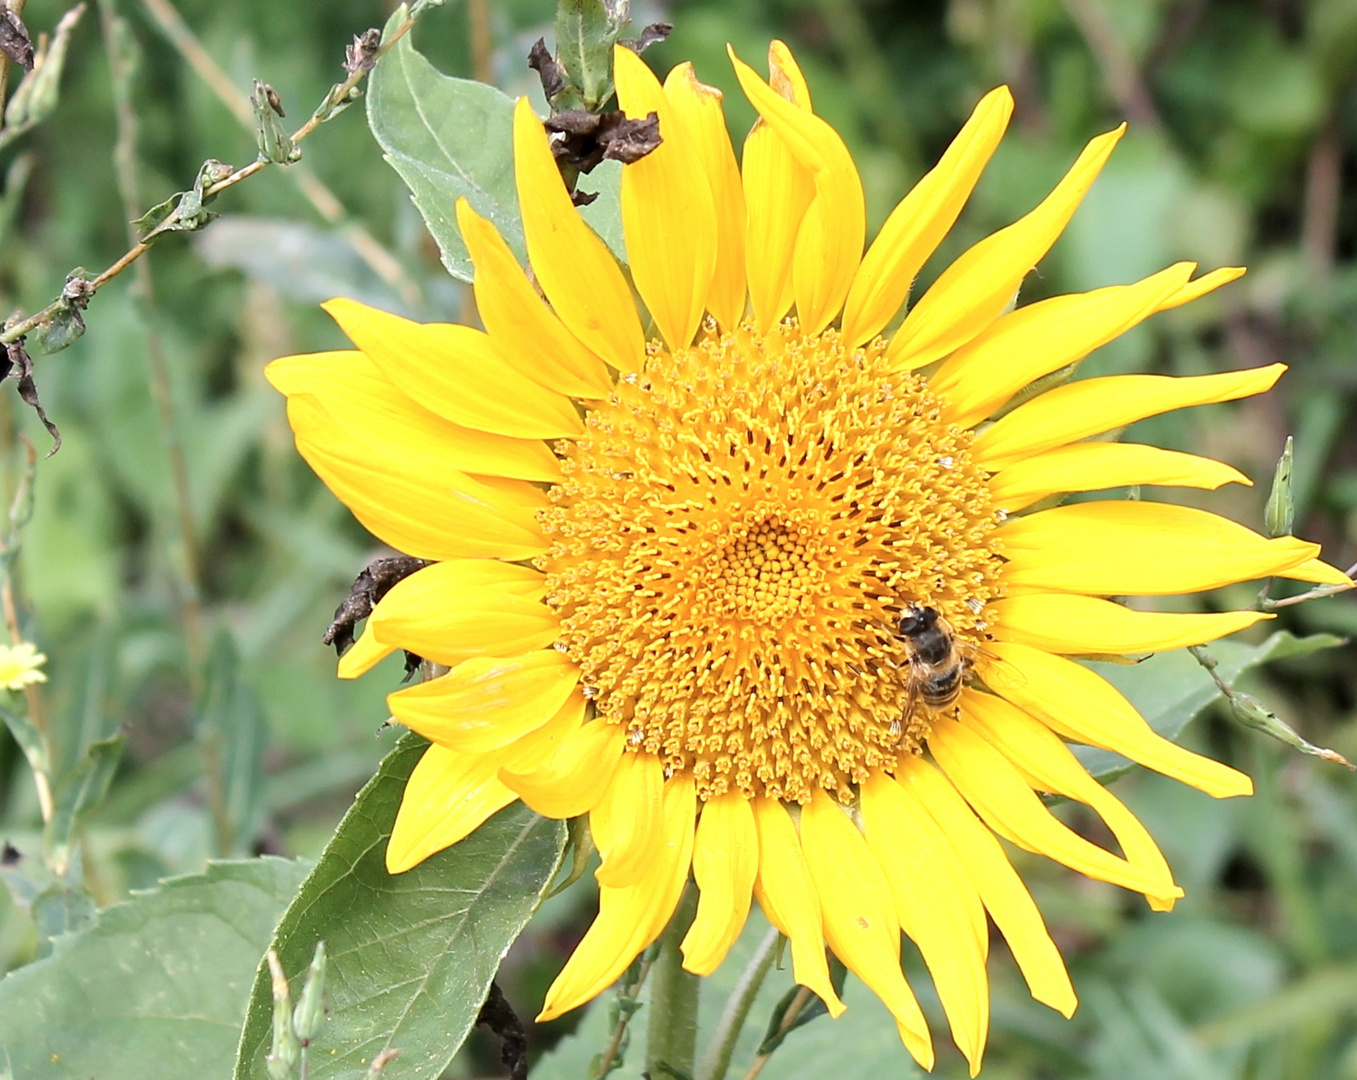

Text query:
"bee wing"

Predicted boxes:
[[974, 650, 1027, 693]]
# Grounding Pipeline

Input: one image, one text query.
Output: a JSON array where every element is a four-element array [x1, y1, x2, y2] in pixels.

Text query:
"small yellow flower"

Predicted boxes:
[[0, 641, 47, 691], [268, 41, 1348, 1075]]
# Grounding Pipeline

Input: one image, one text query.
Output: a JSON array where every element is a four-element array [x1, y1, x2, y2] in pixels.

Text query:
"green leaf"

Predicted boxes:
[[367, 7, 522, 282], [45, 733, 124, 857], [0, 857, 310, 1079], [233, 734, 566, 1080], [577, 158, 626, 265], [555, 0, 627, 111], [31, 883, 96, 955], [1075, 631, 1345, 781], [197, 629, 268, 854]]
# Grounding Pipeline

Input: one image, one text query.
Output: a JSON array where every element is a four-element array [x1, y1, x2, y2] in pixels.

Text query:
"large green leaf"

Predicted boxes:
[[1076, 630, 1344, 780], [0, 857, 310, 1079], [234, 734, 566, 1080], [367, 8, 522, 282]]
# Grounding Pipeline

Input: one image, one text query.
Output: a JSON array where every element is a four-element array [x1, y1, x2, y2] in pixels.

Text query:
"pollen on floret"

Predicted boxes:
[[539, 317, 1005, 804]]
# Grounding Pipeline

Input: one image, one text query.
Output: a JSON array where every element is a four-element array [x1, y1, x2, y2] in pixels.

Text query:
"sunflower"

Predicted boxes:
[[267, 41, 1348, 1075]]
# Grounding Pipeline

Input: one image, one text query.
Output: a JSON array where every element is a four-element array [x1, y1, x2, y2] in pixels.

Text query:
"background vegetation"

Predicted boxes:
[[1, 0, 1357, 1077]]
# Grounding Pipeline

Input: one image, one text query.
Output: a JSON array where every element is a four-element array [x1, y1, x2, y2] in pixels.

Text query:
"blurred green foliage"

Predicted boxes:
[[1, 0, 1356, 1077]]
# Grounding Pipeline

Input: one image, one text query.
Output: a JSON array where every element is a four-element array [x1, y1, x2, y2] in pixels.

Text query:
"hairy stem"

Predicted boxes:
[[647, 883, 701, 1080], [697, 927, 781, 1080]]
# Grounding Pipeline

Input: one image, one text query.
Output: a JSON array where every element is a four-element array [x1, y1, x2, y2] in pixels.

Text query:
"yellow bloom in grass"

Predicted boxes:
[[268, 42, 1348, 1074], [0, 641, 47, 691]]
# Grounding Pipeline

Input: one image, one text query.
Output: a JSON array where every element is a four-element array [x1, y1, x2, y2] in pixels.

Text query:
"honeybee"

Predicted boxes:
[[890, 602, 1019, 740], [898, 603, 974, 708]]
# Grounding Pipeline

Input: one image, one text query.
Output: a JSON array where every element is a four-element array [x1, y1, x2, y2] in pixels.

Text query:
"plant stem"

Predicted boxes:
[[0, 0, 26, 116], [595, 953, 655, 1079], [2, 568, 53, 823], [1, 2, 431, 347], [1260, 561, 1357, 609], [697, 927, 781, 1080], [740, 986, 813, 1080], [647, 883, 701, 1080], [98, 0, 242, 857], [137, 0, 422, 310], [468, 0, 492, 84]]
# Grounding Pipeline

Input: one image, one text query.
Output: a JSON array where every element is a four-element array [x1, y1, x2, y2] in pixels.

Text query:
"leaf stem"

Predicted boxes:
[[740, 986, 814, 1080], [0, 433, 53, 823], [0, 0, 26, 117], [697, 927, 781, 1080], [137, 0, 423, 310], [0, 1, 431, 348], [594, 946, 655, 1079], [1259, 561, 1357, 610], [647, 882, 701, 1080]]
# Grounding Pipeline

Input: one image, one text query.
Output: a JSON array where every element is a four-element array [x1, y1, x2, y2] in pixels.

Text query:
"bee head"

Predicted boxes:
[[897, 603, 938, 636]]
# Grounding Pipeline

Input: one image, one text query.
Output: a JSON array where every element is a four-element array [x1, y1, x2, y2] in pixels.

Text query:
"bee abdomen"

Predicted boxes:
[[920, 665, 965, 708]]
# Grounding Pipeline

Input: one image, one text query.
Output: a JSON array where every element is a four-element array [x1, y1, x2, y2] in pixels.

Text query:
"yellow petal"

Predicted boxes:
[[987, 442, 1251, 511], [895, 757, 1076, 1017], [682, 791, 758, 975], [371, 560, 558, 666], [991, 593, 1270, 654], [664, 63, 747, 331], [1000, 500, 1331, 593], [337, 619, 397, 680], [842, 86, 1014, 348], [730, 45, 865, 336], [591, 751, 665, 889], [739, 43, 816, 332], [614, 47, 718, 350], [750, 797, 845, 1017], [973, 364, 1285, 467], [888, 126, 1125, 369], [388, 649, 580, 753], [322, 298, 583, 439], [960, 690, 1180, 910], [538, 774, 695, 1021], [288, 396, 546, 561], [514, 97, 646, 373], [931, 262, 1199, 429], [456, 199, 613, 399], [1157, 265, 1246, 310], [1290, 558, 1355, 585], [386, 744, 516, 873], [801, 790, 934, 1070], [861, 772, 989, 1076], [500, 718, 626, 818], [928, 716, 1183, 899], [987, 639, 1253, 799], [268, 350, 563, 482]]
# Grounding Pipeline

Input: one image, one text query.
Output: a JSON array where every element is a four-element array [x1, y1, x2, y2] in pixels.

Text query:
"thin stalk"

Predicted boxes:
[[1261, 562, 1357, 609], [647, 883, 701, 1080], [468, 0, 492, 85], [595, 954, 655, 1079], [740, 986, 813, 1080], [98, 0, 238, 856], [1, 3, 430, 347], [137, 0, 422, 310], [697, 928, 781, 1080], [2, 571, 52, 822], [0, 0, 26, 116], [0, 433, 50, 822]]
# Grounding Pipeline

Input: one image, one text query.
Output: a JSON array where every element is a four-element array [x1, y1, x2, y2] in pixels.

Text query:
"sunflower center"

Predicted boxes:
[[539, 320, 1005, 803]]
